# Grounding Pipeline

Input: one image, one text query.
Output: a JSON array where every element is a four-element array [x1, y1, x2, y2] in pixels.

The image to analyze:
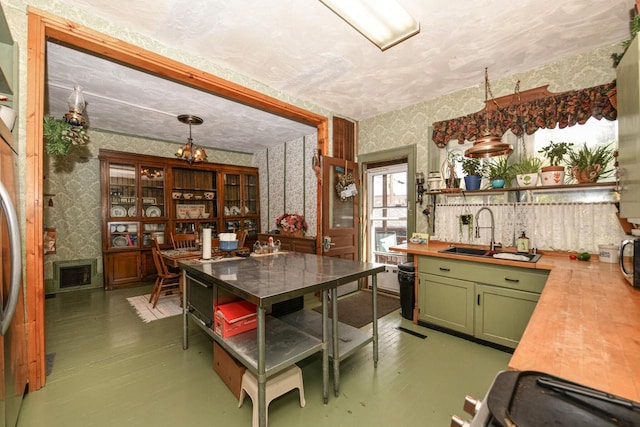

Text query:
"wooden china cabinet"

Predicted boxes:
[[99, 149, 260, 290]]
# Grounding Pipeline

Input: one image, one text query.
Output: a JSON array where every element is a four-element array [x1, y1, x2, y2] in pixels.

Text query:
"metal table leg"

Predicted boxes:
[[257, 306, 267, 427], [332, 287, 340, 397], [182, 269, 189, 350], [372, 274, 378, 368], [322, 289, 329, 404]]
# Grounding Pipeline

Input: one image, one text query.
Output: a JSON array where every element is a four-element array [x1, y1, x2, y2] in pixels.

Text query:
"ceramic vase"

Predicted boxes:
[[464, 175, 482, 191], [491, 179, 505, 188], [540, 166, 565, 186], [516, 173, 539, 188]]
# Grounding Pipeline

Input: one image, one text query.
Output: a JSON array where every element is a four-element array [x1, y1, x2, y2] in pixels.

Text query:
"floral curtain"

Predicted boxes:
[[431, 82, 617, 147]]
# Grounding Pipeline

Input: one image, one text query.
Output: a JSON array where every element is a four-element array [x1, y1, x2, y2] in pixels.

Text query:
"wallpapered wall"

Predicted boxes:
[[254, 134, 318, 237], [358, 43, 623, 233], [43, 129, 253, 286]]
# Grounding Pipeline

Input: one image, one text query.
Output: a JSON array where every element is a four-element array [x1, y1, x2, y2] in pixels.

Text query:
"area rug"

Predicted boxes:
[[313, 290, 400, 329], [126, 294, 182, 323]]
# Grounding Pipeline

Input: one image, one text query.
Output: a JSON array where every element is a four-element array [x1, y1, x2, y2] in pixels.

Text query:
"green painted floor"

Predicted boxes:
[[18, 286, 511, 427]]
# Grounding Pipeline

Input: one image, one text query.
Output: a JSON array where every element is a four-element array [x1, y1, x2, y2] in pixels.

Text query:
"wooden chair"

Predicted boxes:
[[236, 229, 248, 248], [171, 232, 196, 250], [150, 239, 182, 308]]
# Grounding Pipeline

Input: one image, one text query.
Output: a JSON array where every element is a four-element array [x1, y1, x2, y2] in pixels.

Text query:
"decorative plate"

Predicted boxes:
[[128, 206, 136, 217], [116, 225, 126, 232], [110, 206, 127, 217], [112, 236, 128, 247], [230, 205, 241, 215], [146, 206, 161, 217], [224, 206, 230, 216]]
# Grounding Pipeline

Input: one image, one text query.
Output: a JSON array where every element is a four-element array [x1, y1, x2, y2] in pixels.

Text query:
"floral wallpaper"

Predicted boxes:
[[254, 134, 318, 237], [43, 129, 253, 289], [359, 43, 623, 234]]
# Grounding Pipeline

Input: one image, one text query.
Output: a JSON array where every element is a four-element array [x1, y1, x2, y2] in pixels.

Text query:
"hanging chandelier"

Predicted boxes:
[[175, 114, 207, 163], [464, 68, 513, 159]]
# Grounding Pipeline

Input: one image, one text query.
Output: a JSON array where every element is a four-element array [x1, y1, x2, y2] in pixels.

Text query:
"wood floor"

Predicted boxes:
[[18, 285, 511, 427]]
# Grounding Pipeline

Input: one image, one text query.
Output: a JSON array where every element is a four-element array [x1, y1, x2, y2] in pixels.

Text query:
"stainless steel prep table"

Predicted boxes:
[[181, 251, 385, 427]]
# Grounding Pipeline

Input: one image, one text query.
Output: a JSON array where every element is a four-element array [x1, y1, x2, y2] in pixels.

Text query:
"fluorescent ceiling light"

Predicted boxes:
[[319, 0, 420, 51]]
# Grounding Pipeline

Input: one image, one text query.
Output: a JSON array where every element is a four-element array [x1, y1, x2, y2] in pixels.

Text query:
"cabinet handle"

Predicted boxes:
[[477, 294, 481, 306], [439, 267, 451, 272], [504, 277, 520, 283]]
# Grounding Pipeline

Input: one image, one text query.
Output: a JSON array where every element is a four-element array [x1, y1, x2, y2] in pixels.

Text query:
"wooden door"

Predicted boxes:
[[321, 156, 358, 260]]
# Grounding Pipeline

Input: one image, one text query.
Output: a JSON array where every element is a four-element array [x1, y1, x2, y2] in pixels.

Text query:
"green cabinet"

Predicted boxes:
[[417, 255, 548, 349], [418, 273, 474, 334], [474, 284, 539, 348]]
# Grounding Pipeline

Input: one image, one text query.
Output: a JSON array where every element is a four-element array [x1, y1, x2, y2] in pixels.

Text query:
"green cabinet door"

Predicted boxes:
[[474, 284, 540, 349], [617, 36, 640, 218], [418, 273, 474, 335]]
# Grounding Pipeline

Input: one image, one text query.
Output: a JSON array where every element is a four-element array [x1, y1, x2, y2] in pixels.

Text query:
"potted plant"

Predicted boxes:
[[461, 157, 484, 191], [512, 156, 543, 187], [538, 141, 573, 186], [567, 143, 614, 184], [484, 156, 513, 188]]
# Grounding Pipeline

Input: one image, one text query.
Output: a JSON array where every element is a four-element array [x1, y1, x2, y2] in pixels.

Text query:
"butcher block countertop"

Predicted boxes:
[[391, 241, 640, 401]]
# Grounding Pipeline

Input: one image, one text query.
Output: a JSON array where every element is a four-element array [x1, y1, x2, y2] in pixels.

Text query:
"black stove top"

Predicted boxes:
[[484, 371, 640, 427]]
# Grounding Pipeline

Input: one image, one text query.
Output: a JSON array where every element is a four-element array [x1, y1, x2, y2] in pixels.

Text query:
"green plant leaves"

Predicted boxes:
[[43, 115, 90, 156]]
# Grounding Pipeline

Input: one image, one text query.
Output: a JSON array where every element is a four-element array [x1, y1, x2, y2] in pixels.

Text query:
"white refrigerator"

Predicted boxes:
[[0, 119, 27, 427]]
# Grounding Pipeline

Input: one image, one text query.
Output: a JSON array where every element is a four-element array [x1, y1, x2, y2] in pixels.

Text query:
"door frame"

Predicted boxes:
[[25, 7, 329, 389], [358, 145, 417, 262]]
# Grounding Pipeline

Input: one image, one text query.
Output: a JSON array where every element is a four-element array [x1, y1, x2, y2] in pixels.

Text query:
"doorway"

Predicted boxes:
[[26, 10, 329, 391], [365, 162, 408, 293]]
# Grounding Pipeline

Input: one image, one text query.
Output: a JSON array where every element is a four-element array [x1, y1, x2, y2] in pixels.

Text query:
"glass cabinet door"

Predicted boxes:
[[224, 220, 240, 233], [223, 173, 241, 217], [108, 221, 139, 249], [109, 163, 137, 218], [243, 219, 258, 237], [243, 173, 258, 215], [142, 222, 166, 247], [140, 165, 165, 218]]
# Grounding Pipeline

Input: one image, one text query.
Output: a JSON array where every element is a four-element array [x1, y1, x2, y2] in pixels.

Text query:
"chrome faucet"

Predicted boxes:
[[475, 207, 498, 251]]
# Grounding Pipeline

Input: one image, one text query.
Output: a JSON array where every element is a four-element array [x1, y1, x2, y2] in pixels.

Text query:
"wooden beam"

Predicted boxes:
[[25, 10, 47, 390], [30, 7, 328, 129]]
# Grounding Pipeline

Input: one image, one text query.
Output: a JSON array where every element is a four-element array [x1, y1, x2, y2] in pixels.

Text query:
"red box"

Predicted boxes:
[[213, 300, 257, 338]]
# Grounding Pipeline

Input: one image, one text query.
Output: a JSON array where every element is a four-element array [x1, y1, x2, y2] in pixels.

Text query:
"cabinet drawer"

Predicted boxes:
[[419, 255, 548, 293]]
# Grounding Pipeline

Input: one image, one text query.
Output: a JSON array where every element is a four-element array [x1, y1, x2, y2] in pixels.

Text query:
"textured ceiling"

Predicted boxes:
[[45, 0, 633, 153]]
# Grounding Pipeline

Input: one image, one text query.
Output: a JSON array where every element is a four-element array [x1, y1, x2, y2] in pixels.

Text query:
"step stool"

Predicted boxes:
[[238, 364, 305, 427]]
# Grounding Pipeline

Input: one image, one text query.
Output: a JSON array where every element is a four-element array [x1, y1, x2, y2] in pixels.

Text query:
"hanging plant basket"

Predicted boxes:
[[43, 115, 90, 156]]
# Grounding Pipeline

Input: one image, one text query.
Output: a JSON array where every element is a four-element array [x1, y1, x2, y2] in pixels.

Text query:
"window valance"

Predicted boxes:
[[431, 82, 617, 148]]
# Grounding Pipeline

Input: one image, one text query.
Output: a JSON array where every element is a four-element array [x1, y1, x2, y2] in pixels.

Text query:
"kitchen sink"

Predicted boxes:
[[438, 246, 541, 263]]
